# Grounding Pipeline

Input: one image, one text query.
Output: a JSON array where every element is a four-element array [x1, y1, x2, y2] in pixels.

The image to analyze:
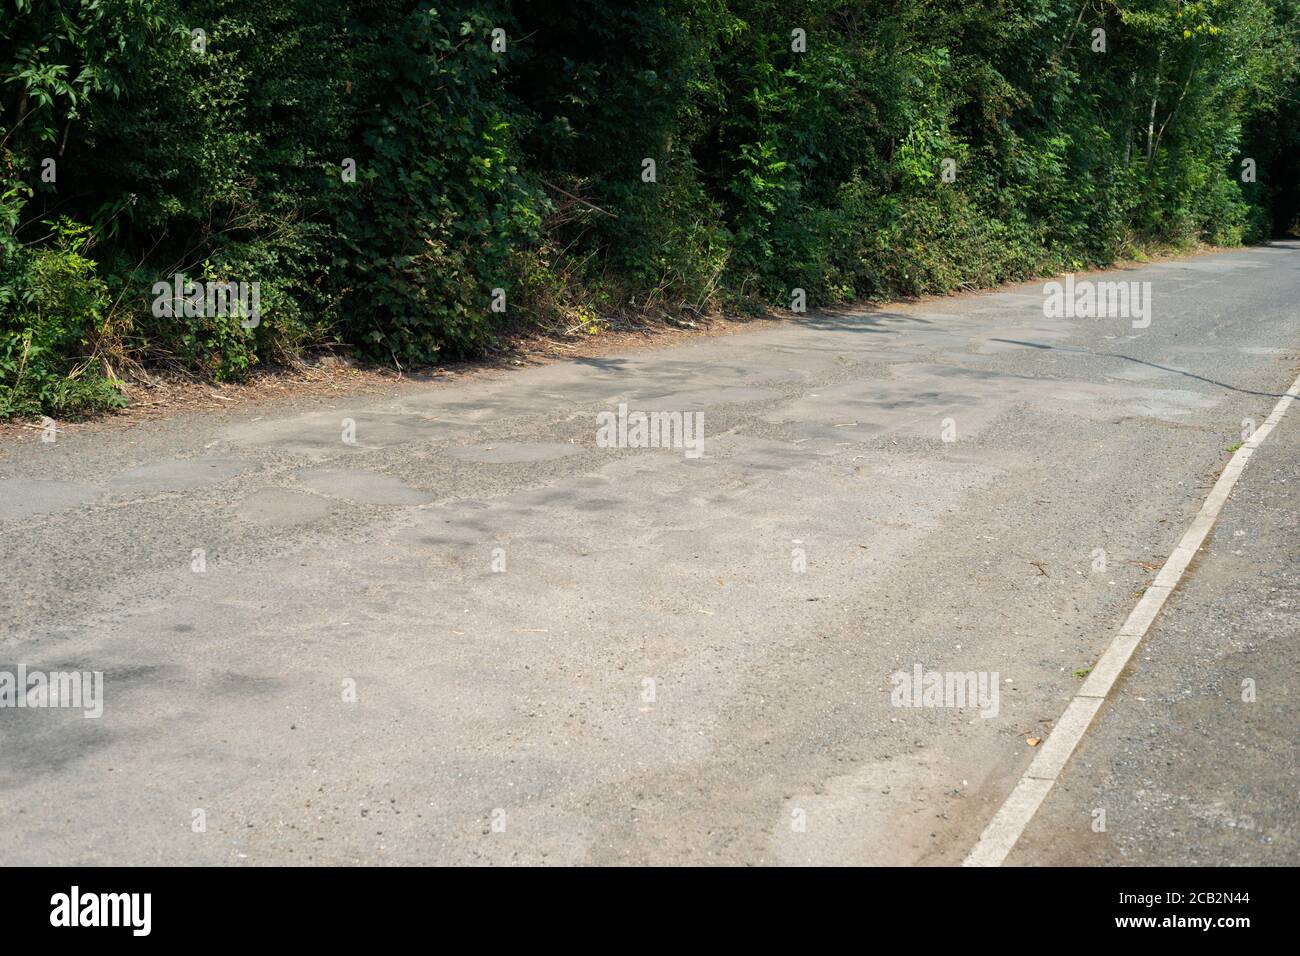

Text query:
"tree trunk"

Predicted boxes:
[[1123, 72, 1136, 167], [1146, 48, 1163, 167]]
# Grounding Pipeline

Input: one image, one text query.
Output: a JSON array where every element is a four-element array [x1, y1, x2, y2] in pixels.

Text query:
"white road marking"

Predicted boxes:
[[963, 369, 1300, 867]]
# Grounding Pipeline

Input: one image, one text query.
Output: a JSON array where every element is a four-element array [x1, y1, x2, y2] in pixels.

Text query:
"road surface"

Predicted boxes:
[[2, 242, 1297, 864]]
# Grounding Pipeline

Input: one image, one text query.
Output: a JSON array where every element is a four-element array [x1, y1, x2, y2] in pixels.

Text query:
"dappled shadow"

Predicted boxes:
[[794, 308, 938, 333], [573, 356, 634, 371]]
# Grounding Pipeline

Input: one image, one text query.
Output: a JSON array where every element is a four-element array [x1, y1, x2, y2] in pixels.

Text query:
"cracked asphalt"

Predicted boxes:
[[2, 242, 1297, 865]]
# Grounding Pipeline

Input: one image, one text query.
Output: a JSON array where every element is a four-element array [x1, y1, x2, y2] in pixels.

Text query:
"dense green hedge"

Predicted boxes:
[[3, 0, 1297, 416]]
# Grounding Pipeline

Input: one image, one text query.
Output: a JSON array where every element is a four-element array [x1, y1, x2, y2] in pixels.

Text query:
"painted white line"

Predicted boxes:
[[963, 369, 1300, 867]]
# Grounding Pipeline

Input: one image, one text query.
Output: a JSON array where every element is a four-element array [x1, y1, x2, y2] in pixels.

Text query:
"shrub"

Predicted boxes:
[[1, 0, 1296, 417], [0, 221, 126, 417]]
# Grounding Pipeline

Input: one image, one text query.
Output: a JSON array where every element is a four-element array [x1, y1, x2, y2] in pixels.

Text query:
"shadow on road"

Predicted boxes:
[[990, 338, 1297, 399]]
